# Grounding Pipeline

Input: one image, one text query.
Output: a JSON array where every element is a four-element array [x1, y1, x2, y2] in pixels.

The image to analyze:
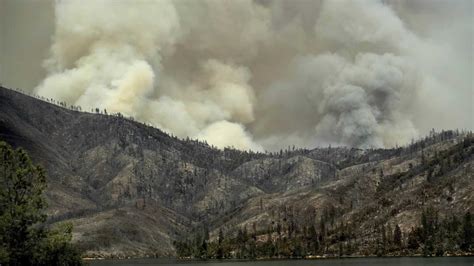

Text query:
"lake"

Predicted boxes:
[[89, 257, 474, 266]]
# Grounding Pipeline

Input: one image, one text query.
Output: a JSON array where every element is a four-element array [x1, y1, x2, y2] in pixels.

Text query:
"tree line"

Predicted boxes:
[[174, 207, 472, 259]]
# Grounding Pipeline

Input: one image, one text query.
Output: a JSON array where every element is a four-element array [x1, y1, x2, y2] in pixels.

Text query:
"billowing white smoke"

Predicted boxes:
[[35, 0, 472, 150], [36, 0, 262, 151]]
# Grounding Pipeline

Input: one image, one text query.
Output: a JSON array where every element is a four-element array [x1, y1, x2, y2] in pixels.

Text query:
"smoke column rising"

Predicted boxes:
[[33, 0, 473, 151]]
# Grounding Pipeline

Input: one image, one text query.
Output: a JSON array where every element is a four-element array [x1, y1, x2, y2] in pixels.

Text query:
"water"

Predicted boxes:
[[89, 257, 474, 266]]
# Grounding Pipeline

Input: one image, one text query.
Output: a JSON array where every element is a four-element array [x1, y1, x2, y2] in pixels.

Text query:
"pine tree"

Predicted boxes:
[[0, 142, 82, 265], [421, 207, 438, 256], [0, 142, 47, 265], [216, 229, 224, 259], [265, 226, 274, 258], [377, 225, 387, 256], [308, 225, 319, 255], [394, 224, 402, 248], [461, 212, 472, 251], [407, 228, 420, 250]]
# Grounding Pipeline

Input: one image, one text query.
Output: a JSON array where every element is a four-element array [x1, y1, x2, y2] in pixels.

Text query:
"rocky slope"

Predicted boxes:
[[0, 87, 472, 257]]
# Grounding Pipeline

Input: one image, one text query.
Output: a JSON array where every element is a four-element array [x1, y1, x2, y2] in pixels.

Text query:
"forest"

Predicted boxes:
[[174, 208, 472, 259]]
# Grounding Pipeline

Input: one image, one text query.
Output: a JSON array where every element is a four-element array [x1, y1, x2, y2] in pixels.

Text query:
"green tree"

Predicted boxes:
[[35, 223, 83, 265], [393, 224, 402, 248], [216, 229, 224, 259], [407, 228, 420, 250], [0, 142, 47, 265], [0, 141, 82, 265], [461, 212, 472, 251], [376, 225, 387, 256], [308, 225, 319, 255], [264, 227, 275, 258], [421, 207, 438, 256], [199, 239, 208, 259]]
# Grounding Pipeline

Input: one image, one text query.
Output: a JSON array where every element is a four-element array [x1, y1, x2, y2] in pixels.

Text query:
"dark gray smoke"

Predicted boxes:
[[1, 0, 472, 150]]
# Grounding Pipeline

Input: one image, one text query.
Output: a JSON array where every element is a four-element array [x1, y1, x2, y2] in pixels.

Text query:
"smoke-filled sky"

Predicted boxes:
[[1, 0, 472, 151]]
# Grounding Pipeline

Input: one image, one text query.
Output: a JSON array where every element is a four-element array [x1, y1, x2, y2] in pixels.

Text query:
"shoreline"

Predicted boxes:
[[82, 253, 474, 261]]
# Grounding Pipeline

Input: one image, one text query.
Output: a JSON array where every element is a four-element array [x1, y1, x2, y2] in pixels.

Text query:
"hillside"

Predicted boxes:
[[0, 87, 472, 258]]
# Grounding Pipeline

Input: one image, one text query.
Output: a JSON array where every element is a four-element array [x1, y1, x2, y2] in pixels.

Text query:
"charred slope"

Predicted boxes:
[[0, 87, 472, 257], [0, 87, 337, 256]]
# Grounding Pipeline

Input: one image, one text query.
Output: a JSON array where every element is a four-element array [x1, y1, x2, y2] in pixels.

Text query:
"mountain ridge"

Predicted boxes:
[[0, 86, 472, 258]]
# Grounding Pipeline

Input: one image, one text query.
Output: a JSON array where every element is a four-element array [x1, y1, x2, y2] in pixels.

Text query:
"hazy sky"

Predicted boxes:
[[0, 0, 472, 151], [0, 0, 54, 90]]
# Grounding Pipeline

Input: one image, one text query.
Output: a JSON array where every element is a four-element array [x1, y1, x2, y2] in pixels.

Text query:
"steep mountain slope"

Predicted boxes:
[[0, 87, 472, 257], [214, 139, 473, 254]]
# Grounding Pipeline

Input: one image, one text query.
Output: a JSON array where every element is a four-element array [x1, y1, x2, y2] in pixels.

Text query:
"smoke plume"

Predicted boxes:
[[33, 0, 473, 150]]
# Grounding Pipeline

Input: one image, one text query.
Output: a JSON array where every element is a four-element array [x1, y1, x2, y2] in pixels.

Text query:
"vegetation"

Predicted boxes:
[[1, 87, 473, 258], [175, 133, 474, 259], [0, 141, 82, 265], [175, 207, 472, 259]]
